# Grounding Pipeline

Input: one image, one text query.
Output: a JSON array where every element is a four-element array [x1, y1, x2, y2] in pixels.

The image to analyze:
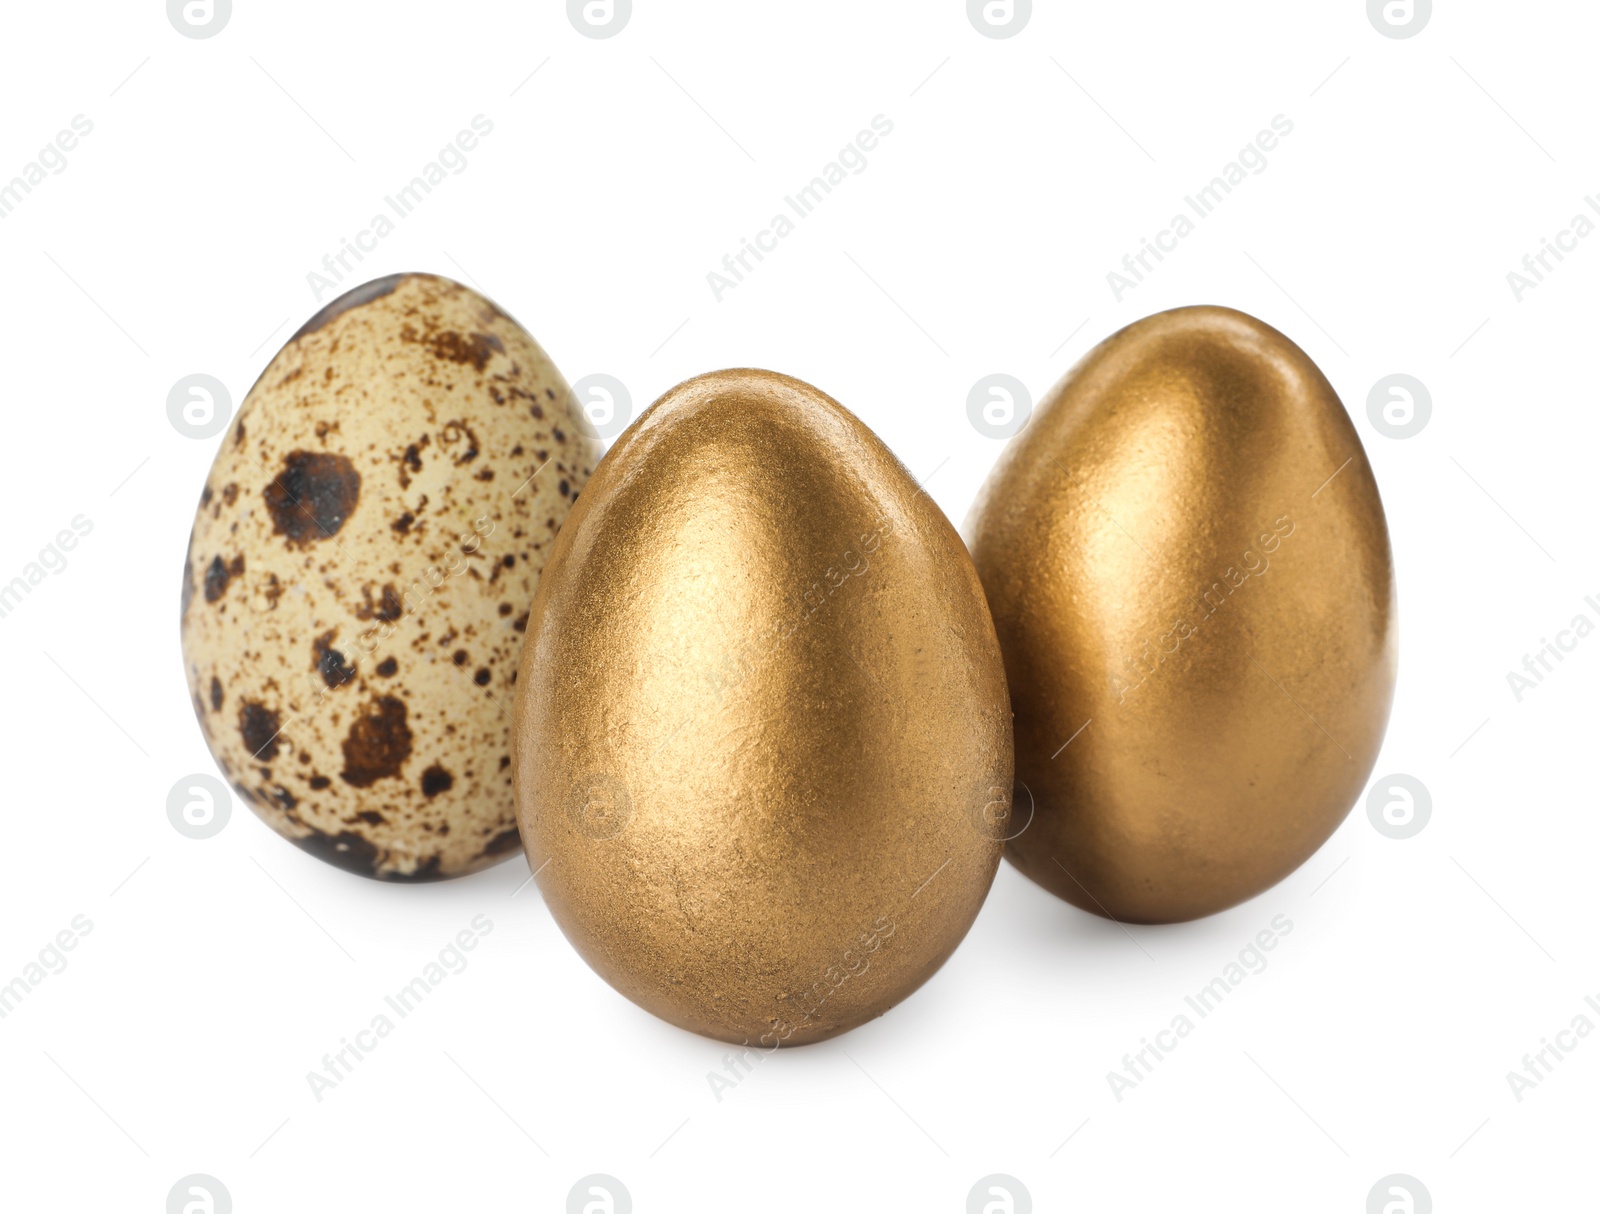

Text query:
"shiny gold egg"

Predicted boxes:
[[513, 369, 1012, 1044], [181, 273, 596, 880], [967, 306, 1396, 923]]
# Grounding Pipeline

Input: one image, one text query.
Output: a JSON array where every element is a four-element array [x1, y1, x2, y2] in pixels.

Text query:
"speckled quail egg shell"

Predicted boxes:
[[180, 272, 598, 880]]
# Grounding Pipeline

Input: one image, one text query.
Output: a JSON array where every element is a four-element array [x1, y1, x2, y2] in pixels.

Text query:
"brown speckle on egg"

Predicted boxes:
[[264, 450, 361, 547], [420, 764, 454, 798], [340, 695, 413, 788], [239, 701, 282, 763], [204, 553, 244, 603], [313, 631, 356, 690]]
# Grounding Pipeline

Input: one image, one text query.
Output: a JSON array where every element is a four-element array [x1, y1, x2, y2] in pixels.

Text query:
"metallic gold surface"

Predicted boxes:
[[513, 369, 1012, 1045], [967, 306, 1396, 923]]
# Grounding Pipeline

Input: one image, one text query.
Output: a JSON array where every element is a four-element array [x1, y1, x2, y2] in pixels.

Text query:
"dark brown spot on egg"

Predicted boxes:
[[394, 439, 426, 489], [292, 272, 409, 341], [264, 451, 361, 547], [473, 668, 491, 686], [401, 325, 503, 372], [392, 512, 415, 535], [313, 631, 356, 689], [204, 553, 245, 603], [209, 677, 223, 712], [356, 810, 386, 825], [484, 828, 522, 856], [290, 826, 380, 878], [222, 483, 239, 506], [355, 582, 405, 622], [452, 649, 469, 667], [308, 775, 332, 790], [375, 657, 398, 677], [421, 764, 454, 798], [200, 485, 213, 507], [180, 554, 195, 618], [339, 695, 413, 788], [270, 785, 298, 810], [239, 701, 282, 762]]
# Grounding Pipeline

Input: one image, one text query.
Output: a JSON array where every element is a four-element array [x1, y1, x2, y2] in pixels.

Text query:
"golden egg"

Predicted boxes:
[[513, 369, 1012, 1044], [181, 273, 596, 880], [967, 306, 1396, 923]]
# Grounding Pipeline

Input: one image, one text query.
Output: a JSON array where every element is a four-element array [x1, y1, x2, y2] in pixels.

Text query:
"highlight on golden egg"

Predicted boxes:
[[180, 272, 597, 880], [513, 368, 1014, 1045], [967, 305, 1396, 924]]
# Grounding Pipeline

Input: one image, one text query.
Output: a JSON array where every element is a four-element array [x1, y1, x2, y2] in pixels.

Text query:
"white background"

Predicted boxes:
[[0, 1, 1593, 1210]]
